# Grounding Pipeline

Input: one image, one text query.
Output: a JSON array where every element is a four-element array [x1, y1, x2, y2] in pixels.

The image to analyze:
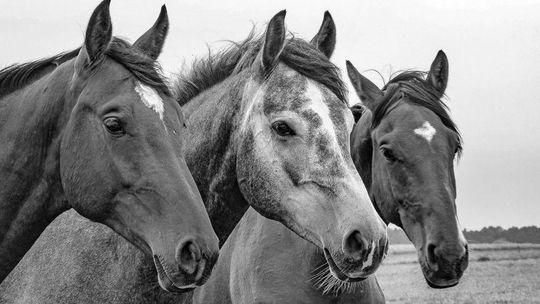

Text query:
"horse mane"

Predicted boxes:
[[173, 31, 347, 106], [0, 37, 170, 99], [372, 70, 463, 154], [0, 49, 80, 98]]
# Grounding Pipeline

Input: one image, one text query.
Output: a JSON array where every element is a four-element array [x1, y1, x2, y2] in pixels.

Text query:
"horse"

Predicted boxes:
[[0, 0, 219, 293], [0, 11, 388, 303], [193, 51, 469, 303]]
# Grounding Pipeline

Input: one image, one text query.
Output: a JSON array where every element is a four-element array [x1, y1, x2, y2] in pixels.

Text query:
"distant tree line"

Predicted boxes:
[[387, 225, 540, 244], [463, 226, 540, 244]]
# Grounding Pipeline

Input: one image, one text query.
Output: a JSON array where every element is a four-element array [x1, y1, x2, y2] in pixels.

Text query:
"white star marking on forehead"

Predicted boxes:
[[135, 82, 164, 122], [414, 121, 437, 143]]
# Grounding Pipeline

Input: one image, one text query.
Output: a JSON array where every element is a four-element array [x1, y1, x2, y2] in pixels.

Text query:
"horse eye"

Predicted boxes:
[[104, 117, 125, 136], [381, 147, 397, 162], [271, 121, 295, 137]]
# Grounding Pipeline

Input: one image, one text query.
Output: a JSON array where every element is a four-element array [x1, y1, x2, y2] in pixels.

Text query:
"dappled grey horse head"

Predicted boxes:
[[234, 11, 388, 280]]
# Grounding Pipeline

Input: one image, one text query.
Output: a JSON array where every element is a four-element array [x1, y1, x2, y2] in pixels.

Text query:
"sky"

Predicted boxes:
[[1, 0, 539, 230]]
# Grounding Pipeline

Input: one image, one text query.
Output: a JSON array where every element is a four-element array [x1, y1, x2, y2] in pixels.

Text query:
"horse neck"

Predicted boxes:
[[182, 72, 251, 246], [0, 61, 74, 281], [351, 110, 396, 226]]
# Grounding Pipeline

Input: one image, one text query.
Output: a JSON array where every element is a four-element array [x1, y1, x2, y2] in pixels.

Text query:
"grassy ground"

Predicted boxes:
[[377, 244, 540, 304]]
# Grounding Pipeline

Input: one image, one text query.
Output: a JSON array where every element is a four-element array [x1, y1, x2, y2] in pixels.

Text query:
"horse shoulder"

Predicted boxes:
[[0, 210, 166, 304], [196, 207, 330, 303]]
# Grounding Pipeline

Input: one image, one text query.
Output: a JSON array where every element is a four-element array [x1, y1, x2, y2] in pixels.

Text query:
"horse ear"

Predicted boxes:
[[133, 5, 169, 60], [427, 50, 449, 97], [79, 0, 112, 69], [310, 11, 336, 58], [261, 10, 286, 73], [346, 60, 382, 112]]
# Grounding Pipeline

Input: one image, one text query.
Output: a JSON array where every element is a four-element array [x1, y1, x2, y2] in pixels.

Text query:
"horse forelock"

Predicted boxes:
[[104, 38, 171, 97], [371, 71, 463, 156]]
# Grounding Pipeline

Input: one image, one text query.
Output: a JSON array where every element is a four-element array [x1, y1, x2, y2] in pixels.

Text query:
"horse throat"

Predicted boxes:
[[182, 74, 251, 247], [0, 65, 72, 282]]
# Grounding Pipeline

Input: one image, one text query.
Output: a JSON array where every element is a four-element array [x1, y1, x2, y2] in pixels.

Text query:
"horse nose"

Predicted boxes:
[[342, 230, 387, 272], [426, 241, 468, 274], [343, 230, 369, 261], [175, 236, 218, 282], [426, 243, 439, 271], [176, 237, 200, 275]]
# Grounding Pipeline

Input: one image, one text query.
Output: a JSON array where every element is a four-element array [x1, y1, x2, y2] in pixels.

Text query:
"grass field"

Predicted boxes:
[[376, 243, 540, 304]]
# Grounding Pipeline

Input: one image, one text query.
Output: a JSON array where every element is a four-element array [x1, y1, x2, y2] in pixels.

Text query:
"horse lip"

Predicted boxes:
[[424, 276, 459, 289], [322, 248, 367, 283], [153, 255, 197, 292], [420, 257, 461, 289], [422, 267, 460, 289]]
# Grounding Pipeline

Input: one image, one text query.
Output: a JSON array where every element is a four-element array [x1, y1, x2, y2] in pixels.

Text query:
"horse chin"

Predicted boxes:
[[153, 255, 197, 293], [419, 257, 460, 289], [323, 248, 368, 283], [425, 277, 459, 289]]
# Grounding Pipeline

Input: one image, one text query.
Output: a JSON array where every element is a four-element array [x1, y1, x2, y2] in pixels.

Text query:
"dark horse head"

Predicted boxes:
[[347, 52, 468, 288], [0, 1, 218, 290], [175, 11, 387, 281]]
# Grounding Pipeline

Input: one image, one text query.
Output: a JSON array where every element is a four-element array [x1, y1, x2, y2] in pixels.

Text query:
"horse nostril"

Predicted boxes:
[[427, 243, 439, 271], [176, 238, 202, 275], [190, 243, 202, 262], [343, 230, 368, 260]]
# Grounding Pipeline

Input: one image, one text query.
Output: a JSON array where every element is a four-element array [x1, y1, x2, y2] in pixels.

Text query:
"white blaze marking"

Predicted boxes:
[[307, 80, 380, 231], [305, 80, 341, 154], [414, 121, 436, 142], [135, 82, 165, 122], [240, 79, 266, 131]]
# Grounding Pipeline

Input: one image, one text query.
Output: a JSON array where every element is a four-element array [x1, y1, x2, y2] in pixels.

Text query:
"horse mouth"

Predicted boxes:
[[153, 255, 196, 293], [425, 276, 459, 289], [419, 257, 460, 289], [323, 248, 367, 283]]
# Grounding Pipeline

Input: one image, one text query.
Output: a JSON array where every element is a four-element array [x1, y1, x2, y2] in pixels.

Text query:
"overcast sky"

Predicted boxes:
[[1, 0, 539, 230]]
